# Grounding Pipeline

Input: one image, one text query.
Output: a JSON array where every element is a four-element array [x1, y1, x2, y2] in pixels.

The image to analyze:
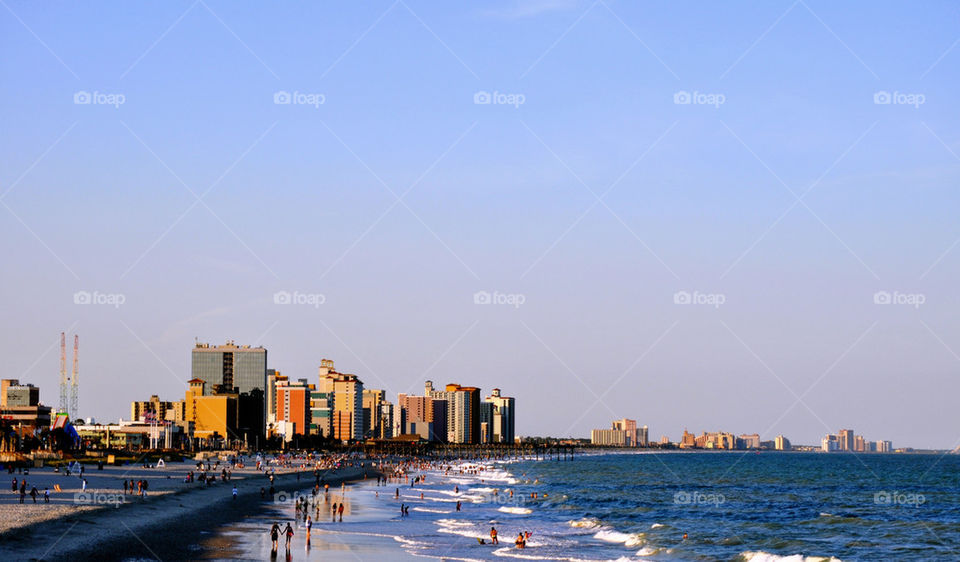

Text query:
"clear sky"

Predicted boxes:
[[2, 1, 959, 449]]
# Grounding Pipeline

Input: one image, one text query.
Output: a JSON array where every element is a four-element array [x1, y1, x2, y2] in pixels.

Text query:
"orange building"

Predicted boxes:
[[184, 379, 238, 441], [276, 383, 310, 437]]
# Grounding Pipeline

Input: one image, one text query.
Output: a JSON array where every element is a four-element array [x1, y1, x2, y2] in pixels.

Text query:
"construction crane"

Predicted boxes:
[[70, 335, 79, 420], [59, 332, 68, 415]]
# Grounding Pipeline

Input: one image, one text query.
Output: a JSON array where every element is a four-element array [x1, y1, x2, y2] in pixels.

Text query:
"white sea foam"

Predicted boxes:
[[498, 506, 533, 514], [568, 518, 601, 529], [739, 552, 842, 562], [412, 507, 450, 514], [636, 546, 659, 556], [593, 528, 645, 547], [490, 547, 590, 561], [650, 523, 665, 529]]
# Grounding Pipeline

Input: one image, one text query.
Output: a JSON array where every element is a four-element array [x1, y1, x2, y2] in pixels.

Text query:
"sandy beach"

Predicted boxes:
[[0, 459, 375, 561]]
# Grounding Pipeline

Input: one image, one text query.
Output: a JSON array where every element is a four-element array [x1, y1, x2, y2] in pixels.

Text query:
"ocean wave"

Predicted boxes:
[[636, 545, 660, 556], [650, 523, 665, 529], [490, 547, 590, 561], [393, 535, 428, 549], [437, 518, 473, 527], [413, 507, 451, 514], [593, 528, 645, 547], [498, 506, 533, 515], [568, 518, 601, 529], [738, 551, 842, 562]]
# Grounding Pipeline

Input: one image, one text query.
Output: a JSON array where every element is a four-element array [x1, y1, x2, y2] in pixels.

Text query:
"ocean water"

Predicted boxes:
[[210, 451, 960, 561]]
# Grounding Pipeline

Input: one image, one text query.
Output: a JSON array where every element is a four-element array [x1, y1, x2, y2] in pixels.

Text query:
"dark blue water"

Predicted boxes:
[[508, 451, 960, 560]]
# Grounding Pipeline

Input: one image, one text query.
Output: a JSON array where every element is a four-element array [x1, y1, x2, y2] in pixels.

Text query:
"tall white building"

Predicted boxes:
[[484, 388, 515, 444]]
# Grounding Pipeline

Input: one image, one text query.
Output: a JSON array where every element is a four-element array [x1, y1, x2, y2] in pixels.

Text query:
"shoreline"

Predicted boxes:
[[0, 464, 377, 561]]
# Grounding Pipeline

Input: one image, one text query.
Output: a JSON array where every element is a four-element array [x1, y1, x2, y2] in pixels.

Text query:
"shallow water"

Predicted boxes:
[[203, 452, 960, 560]]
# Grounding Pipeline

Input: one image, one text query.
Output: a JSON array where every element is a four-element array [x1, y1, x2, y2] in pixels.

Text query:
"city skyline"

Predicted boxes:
[[3, 2, 960, 449]]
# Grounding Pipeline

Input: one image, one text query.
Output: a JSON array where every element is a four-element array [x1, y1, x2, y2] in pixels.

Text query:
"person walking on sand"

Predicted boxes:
[[30, 486, 38, 503], [44, 487, 49, 503], [270, 522, 280, 551], [284, 522, 294, 550], [331, 502, 337, 521]]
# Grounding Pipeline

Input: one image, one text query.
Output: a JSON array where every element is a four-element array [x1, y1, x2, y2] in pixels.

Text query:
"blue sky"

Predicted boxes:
[[2, 0, 960, 448]]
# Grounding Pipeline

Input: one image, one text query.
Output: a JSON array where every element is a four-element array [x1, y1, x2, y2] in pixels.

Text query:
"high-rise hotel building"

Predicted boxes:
[[318, 359, 364, 442], [191, 341, 267, 396]]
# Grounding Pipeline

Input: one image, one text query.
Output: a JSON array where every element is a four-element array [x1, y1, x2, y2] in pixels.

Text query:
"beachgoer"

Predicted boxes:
[[515, 532, 526, 549], [400, 503, 405, 516], [338, 502, 344, 522], [284, 522, 294, 549], [395, 488, 399, 499], [44, 487, 49, 503], [306, 516, 312, 542], [11, 477, 16, 493], [456, 501, 461, 512], [490, 527, 499, 544], [232, 486, 238, 499], [30, 486, 38, 503], [270, 522, 280, 550]]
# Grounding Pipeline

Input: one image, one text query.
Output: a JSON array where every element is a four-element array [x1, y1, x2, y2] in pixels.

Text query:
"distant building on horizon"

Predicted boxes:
[[591, 418, 646, 447]]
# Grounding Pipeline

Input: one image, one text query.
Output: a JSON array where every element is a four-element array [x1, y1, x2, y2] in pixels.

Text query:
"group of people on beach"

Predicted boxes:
[[121, 478, 148, 497], [11, 477, 46, 504]]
